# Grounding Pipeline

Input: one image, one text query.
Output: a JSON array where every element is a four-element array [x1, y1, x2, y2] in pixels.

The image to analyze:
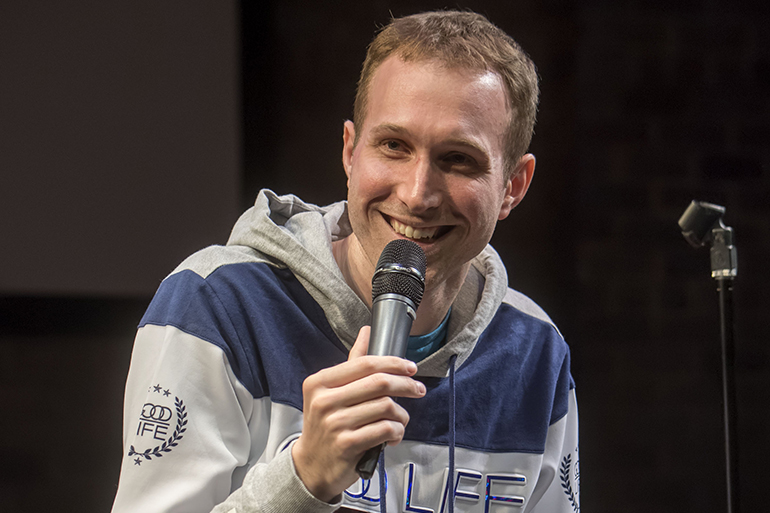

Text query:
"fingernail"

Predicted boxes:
[[417, 382, 426, 394]]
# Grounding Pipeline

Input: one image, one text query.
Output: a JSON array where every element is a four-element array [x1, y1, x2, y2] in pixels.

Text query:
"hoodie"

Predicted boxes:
[[111, 190, 579, 513]]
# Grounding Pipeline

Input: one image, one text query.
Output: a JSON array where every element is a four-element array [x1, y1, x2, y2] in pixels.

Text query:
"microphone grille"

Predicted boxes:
[[372, 239, 427, 307]]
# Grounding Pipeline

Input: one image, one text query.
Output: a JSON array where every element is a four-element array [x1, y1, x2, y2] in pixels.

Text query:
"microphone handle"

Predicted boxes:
[[367, 294, 415, 356], [356, 443, 386, 481], [356, 295, 415, 479]]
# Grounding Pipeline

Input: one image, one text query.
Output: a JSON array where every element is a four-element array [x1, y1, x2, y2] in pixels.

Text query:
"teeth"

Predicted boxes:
[[390, 219, 439, 240]]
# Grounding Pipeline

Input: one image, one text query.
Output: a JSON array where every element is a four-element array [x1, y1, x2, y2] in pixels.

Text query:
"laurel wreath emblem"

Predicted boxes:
[[560, 452, 580, 512], [128, 397, 188, 461]]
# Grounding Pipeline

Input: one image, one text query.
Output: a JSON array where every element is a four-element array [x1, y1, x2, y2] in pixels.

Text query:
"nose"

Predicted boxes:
[[396, 157, 443, 214]]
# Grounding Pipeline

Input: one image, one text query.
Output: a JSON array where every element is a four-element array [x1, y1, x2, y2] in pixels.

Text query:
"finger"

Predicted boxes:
[[314, 353, 418, 390], [326, 395, 411, 432], [305, 370, 425, 419], [335, 371, 426, 407], [348, 325, 370, 361], [318, 413, 409, 461], [346, 417, 409, 452]]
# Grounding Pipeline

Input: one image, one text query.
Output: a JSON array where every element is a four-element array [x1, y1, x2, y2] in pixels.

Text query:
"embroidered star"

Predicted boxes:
[[153, 384, 162, 393], [134, 458, 142, 466], [163, 389, 171, 397]]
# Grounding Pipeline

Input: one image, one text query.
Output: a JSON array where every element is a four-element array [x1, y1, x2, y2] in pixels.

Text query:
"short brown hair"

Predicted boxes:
[[354, 10, 540, 178]]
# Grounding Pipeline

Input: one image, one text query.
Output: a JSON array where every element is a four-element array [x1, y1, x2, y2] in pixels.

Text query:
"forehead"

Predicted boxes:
[[363, 56, 509, 142]]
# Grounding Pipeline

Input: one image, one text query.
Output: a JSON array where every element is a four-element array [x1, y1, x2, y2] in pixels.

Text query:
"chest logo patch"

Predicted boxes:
[[128, 384, 188, 465]]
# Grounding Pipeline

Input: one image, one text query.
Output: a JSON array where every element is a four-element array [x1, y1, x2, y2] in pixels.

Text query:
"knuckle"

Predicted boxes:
[[302, 374, 318, 393], [381, 397, 400, 416], [328, 407, 355, 430], [377, 397, 408, 425], [368, 373, 391, 391], [336, 430, 359, 454], [311, 393, 334, 414], [357, 357, 379, 374], [385, 421, 405, 441]]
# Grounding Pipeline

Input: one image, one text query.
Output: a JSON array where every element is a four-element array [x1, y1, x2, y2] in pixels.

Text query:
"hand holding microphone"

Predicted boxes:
[[356, 239, 427, 479], [292, 239, 427, 500]]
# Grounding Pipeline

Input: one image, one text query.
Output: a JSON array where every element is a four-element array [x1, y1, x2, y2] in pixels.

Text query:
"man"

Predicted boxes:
[[112, 10, 578, 513]]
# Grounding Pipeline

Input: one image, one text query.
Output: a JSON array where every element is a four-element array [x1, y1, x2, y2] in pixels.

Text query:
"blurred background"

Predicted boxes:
[[1, 1, 767, 511]]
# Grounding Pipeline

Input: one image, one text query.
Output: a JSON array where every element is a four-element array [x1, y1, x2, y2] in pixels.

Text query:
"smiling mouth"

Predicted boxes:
[[387, 217, 450, 242]]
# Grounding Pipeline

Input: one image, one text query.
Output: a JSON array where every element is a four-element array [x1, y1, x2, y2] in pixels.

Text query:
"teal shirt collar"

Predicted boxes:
[[405, 308, 451, 363]]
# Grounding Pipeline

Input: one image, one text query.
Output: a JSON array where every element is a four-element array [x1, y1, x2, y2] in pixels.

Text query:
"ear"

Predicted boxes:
[[498, 153, 535, 221], [342, 120, 356, 185]]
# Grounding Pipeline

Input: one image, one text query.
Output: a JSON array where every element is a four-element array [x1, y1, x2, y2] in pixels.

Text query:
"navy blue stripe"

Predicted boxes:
[[402, 304, 572, 453], [140, 263, 348, 409], [140, 261, 572, 454]]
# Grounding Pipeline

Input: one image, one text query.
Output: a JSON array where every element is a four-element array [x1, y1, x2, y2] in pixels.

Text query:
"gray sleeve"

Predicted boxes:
[[211, 442, 342, 513], [111, 324, 341, 513]]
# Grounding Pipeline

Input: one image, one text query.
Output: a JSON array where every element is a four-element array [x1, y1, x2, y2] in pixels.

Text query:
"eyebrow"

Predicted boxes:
[[368, 123, 489, 158], [369, 123, 409, 140]]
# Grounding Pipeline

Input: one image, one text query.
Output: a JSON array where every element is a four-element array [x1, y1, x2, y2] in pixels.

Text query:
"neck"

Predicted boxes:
[[332, 235, 469, 335], [411, 263, 468, 334]]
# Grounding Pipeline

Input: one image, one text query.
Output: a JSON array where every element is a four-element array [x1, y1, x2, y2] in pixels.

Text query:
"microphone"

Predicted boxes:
[[356, 239, 427, 480]]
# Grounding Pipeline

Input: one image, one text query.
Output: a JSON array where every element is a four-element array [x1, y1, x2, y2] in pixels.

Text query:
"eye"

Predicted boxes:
[[383, 140, 403, 152], [445, 153, 470, 164], [439, 151, 486, 175], [443, 152, 477, 167]]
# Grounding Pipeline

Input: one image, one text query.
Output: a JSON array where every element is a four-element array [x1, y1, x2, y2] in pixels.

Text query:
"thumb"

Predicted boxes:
[[348, 325, 371, 361]]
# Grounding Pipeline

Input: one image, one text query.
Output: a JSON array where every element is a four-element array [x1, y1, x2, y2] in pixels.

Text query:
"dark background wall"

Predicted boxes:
[[1, 1, 767, 511]]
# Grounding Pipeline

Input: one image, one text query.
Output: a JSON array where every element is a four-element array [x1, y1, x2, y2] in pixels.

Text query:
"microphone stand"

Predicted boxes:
[[678, 201, 739, 513]]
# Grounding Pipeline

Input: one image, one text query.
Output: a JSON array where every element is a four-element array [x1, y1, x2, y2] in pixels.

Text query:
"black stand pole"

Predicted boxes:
[[717, 277, 739, 513], [679, 201, 739, 513]]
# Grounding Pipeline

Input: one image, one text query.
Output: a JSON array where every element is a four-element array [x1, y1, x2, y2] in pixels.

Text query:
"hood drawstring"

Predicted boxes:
[[378, 450, 387, 513], [377, 354, 458, 513], [447, 354, 457, 513]]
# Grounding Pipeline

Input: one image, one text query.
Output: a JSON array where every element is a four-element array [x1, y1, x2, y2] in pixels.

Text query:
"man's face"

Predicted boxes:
[[342, 56, 533, 288]]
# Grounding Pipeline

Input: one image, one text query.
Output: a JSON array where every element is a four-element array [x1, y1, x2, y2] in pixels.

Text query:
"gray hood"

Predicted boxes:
[[226, 189, 510, 378]]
